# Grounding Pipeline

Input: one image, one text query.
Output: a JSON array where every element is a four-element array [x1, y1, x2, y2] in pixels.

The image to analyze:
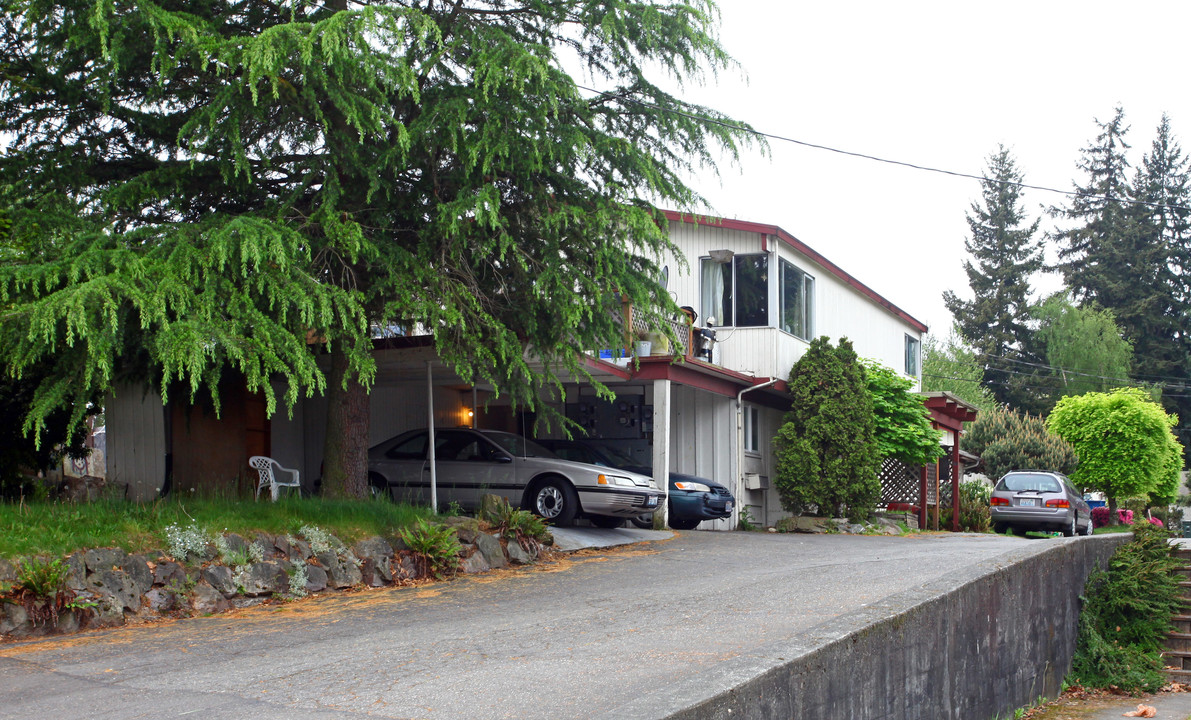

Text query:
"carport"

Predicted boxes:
[[919, 392, 980, 532]]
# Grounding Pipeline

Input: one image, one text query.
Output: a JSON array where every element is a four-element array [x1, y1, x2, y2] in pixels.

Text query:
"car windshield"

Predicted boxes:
[[1001, 474, 1062, 494], [482, 431, 556, 458]]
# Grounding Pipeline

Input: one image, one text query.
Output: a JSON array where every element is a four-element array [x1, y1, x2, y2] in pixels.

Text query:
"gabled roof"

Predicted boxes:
[[664, 210, 928, 333]]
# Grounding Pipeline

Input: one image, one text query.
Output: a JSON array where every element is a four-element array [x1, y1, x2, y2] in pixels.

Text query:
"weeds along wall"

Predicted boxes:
[[661, 535, 1129, 720]]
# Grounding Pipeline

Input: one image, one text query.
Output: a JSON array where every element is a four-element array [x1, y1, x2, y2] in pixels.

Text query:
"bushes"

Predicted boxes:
[[1071, 523, 1183, 692], [1091, 507, 1134, 529], [964, 406, 1077, 480]]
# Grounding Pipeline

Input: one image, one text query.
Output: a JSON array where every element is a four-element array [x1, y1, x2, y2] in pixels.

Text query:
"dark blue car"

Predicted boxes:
[[535, 439, 735, 530]]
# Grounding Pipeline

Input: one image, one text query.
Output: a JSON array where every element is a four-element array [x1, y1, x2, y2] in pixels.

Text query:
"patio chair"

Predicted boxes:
[[249, 456, 301, 501]]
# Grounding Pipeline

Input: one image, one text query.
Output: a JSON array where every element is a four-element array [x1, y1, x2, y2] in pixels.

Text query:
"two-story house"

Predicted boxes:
[[105, 212, 927, 530]]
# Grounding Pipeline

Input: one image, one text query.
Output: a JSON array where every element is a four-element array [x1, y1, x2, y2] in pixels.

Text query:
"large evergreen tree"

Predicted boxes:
[[0, 1, 756, 497], [1050, 106, 1134, 309], [942, 146, 1043, 410]]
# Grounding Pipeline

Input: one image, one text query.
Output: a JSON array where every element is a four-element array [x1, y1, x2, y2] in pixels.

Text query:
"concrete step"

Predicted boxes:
[[1167, 632, 1191, 653], [1165, 649, 1191, 669]]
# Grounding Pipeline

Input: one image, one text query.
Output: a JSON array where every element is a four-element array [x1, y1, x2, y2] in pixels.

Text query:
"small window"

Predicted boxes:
[[905, 335, 921, 376], [744, 406, 760, 453], [780, 259, 815, 340]]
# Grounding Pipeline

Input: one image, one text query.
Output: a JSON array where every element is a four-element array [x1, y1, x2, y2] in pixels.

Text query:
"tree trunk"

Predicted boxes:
[[1107, 495, 1119, 526], [321, 345, 369, 499]]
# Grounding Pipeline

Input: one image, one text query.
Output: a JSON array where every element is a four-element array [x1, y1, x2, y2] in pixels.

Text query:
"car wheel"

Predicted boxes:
[[992, 522, 1008, 534], [1083, 515, 1095, 536], [669, 518, 701, 531], [529, 477, 579, 527], [1062, 513, 1076, 538], [630, 514, 654, 529], [590, 515, 624, 529], [368, 473, 390, 501]]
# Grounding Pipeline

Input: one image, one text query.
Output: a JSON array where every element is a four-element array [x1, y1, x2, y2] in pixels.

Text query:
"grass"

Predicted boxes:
[[0, 495, 436, 559]]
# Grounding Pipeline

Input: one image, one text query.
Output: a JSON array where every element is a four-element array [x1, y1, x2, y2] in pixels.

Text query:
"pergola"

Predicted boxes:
[[919, 392, 980, 532]]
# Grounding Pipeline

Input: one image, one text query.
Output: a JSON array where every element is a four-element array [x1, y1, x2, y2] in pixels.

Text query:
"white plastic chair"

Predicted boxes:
[[249, 456, 300, 501]]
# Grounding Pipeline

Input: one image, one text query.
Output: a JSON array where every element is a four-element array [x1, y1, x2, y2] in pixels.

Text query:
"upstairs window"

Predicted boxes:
[[780, 259, 815, 340], [905, 334, 921, 377], [700, 254, 768, 327]]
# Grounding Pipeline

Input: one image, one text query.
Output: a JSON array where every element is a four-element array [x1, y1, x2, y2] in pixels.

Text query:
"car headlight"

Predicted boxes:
[[674, 481, 711, 492], [597, 474, 636, 488]]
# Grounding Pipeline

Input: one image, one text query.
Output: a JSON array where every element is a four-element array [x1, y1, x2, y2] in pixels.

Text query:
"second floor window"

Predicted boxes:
[[905, 334, 921, 376], [700, 254, 768, 327], [780, 259, 814, 340]]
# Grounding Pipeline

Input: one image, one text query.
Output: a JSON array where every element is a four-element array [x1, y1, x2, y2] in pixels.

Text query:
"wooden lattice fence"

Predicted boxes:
[[879, 457, 919, 505]]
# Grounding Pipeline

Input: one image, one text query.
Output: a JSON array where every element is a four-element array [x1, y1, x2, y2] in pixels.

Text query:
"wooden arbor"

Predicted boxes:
[[919, 392, 980, 532]]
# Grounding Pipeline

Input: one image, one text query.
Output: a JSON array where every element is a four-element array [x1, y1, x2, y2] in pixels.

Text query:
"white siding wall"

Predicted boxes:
[[105, 383, 167, 502], [665, 219, 922, 382]]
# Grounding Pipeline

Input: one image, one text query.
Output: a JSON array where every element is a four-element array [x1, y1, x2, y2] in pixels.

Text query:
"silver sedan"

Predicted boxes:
[[367, 428, 663, 527], [990, 470, 1092, 537]]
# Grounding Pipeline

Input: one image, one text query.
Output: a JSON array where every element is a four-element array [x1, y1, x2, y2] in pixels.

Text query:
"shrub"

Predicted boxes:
[[965, 406, 1077, 480], [3, 556, 94, 628], [1091, 507, 1135, 528], [957, 481, 991, 532], [1071, 523, 1183, 693]]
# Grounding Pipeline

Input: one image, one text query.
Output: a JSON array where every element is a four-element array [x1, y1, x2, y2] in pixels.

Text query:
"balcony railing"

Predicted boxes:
[[617, 298, 697, 361]]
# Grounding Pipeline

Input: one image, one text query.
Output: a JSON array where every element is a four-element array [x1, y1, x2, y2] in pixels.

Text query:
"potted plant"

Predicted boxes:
[[633, 328, 652, 357]]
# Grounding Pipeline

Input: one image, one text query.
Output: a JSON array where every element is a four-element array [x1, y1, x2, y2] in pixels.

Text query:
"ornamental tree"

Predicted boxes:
[[963, 406, 1077, 482], [0, 1, 756, 498], [773, 337, 880, 519], [862, 359, 943, 466], [1047, 387, 1184, 521]]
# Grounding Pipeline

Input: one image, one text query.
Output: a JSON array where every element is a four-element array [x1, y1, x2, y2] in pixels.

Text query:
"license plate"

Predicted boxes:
[[646, 497, 659, 508], [1019, 498, 1037, 507]]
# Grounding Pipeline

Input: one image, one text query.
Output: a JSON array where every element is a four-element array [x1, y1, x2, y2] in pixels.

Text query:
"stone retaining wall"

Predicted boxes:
[[0, 516, 542, 640]]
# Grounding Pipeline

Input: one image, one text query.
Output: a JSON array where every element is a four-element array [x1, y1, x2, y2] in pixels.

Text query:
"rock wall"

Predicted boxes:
[[0, 516, 544, 640]]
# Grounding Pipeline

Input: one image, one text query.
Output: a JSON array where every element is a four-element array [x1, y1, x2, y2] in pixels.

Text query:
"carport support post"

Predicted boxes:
[[652, 378, 671, 529], [427, 361, 437, 514], [951, 427, 960, 532]]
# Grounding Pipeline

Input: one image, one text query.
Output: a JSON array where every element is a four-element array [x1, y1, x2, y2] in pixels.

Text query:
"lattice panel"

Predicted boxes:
[[879, 457, 919, 505]]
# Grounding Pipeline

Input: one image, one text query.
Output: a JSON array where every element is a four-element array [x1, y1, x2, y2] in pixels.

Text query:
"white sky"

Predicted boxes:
[[673, 0, 1191, 335]]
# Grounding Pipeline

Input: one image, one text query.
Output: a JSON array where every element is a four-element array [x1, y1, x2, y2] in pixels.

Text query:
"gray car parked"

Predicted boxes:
[[367, 428, 663, 527], [990, 470, 1092, 537]]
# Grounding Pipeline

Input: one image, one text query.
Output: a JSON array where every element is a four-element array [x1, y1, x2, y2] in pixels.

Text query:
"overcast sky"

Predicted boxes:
[[669, 0, 1191, 336]]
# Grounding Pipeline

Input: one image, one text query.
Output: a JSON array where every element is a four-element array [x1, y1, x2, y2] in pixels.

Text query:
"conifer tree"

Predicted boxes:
[[773, 337, 880, 519], [1050, 106, 1134, 309], [942, 146, 1043, 411], [0, 1, 756, 497]]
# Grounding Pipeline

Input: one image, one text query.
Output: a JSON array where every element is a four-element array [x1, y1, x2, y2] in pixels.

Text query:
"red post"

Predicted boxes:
[[951, 428, 961, 532], [918, 464, 928, 531]]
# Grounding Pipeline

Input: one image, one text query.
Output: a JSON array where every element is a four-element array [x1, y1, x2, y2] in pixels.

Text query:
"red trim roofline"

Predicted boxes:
[[663, 210, 928, 333]]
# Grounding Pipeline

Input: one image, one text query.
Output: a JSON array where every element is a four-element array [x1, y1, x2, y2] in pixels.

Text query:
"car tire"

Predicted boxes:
[[992, 522, 1008, 534], [1063, 513, 1076, 538], [669, 518, 701, 531], [368, 473, 390, 501], [590, 515, 624, 529], [529, 477, 579, 527], [1083, 515, 1095, 536], [630, 514, 654, 529]]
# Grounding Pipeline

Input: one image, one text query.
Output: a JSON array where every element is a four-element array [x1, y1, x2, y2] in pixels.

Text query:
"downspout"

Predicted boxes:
[[427, 361, 437, 514], [736, 378, 780, 529]]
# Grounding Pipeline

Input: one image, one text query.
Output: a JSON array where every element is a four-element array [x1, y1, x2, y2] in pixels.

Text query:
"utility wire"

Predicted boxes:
[[573, 84, 1191, 214]]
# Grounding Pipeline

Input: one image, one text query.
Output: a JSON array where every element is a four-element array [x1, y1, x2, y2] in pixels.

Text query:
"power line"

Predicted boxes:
[[573, 84, 1191, 214]]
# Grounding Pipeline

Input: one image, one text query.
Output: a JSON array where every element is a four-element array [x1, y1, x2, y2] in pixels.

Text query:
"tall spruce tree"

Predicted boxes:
[[942, 146, 1043, 410], [0, 1, 756, 497], [1050, 106, 1134, 309], [1126, 115, 1191, 457]]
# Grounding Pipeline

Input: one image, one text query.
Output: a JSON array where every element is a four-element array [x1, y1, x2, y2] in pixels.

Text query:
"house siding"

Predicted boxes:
[[105, 383, 167, 502]]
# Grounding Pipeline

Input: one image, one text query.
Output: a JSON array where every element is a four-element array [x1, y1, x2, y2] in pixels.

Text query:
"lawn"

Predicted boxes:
[[0, 495, 435, 559]]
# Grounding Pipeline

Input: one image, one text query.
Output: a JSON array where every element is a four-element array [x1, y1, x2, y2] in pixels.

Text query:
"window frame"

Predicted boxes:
[[743, 405, 761, 454], [699, 253, 769, 328], [905, 334, 921, 377], [779, 259, 815, 340]]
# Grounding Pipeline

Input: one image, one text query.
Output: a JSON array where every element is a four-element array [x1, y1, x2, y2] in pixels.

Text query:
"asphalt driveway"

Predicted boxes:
[[0, 531, 1058, 720]]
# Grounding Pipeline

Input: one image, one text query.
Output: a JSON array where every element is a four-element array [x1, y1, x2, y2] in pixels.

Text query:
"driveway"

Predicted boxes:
[[0, 531, 1051, 719]]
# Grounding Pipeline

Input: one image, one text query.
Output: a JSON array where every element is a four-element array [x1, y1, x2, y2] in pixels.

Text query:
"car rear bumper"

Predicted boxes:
[[579, 487, 665, 517], [991, 506, 1071, 528]]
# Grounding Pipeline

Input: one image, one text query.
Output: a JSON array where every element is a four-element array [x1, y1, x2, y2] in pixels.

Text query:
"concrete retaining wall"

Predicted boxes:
[[666, 535, 1130, 720]]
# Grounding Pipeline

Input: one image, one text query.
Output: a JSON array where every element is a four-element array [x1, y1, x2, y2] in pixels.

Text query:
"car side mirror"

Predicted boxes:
[[494, 454, 513, 464]]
